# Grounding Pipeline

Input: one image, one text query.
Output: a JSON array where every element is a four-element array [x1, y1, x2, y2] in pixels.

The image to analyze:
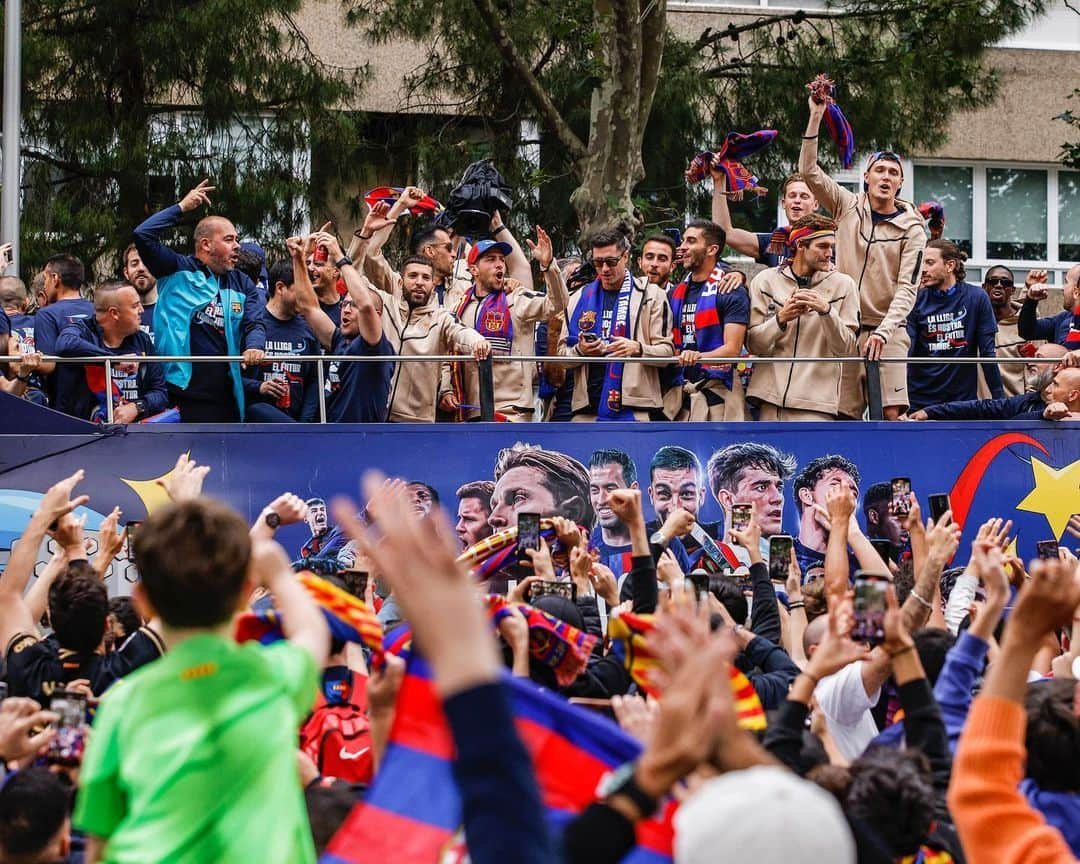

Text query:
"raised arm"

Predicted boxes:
[[132, 179, 215, 278], [490, 210, 532, 292], [797, 96, 851, 219], [313, 231, 384, 347], [288, 237, 336, 350], [518, 226, 570, 321], [250, 539, 329, 668], [710, 169, 767, 258]]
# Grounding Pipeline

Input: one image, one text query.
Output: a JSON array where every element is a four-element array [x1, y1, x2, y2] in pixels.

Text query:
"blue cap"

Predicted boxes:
[[467, 238, 513, 265]]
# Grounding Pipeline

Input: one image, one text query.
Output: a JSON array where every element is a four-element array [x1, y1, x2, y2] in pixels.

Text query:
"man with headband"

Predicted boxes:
[[746, 214, 859, 420], [800, 99, 926, 420]]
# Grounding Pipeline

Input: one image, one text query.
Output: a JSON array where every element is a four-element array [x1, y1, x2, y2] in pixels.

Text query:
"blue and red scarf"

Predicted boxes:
[[456, 286, 513, 352], [566, 269, 636, 420], [807, 74, 855, 169], [669, 264, 735, 388]]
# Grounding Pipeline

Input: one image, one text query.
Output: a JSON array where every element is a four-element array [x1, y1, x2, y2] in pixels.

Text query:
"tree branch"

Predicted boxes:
[[637, 0, 666, 143], [20, 147, 105, 179], [470, 0, 587, 162]]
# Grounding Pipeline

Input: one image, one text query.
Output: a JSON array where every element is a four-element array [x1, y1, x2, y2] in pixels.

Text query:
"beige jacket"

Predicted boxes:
[[557, 277, 675, 414], [746, 265, 860, 416], [977, 313, 1030, 398], [446, 269, 570, 415], [377, 288, 486, 422], [799, 142, 927, 341], [364, 253, 472, 310]]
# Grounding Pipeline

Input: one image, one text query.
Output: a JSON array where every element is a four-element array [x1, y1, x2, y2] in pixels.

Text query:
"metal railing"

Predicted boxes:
[[1, 354, 1063, 425]]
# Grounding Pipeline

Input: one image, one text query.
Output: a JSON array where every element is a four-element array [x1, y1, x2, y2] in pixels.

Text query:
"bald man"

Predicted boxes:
[[1041, 366, 1080, 420], [133, 179, 266, 421]]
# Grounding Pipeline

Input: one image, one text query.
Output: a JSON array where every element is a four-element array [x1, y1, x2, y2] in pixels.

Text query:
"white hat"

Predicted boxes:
[[675, 766, 856, 864]]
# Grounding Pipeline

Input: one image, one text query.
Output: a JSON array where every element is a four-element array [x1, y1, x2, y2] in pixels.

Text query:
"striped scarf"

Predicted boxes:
[[486, 595, 598, 686], [669, 263, 736, 388], [807, 74, 855, 169], [566, 269, 636, 420], [457, 519, 559, 580]]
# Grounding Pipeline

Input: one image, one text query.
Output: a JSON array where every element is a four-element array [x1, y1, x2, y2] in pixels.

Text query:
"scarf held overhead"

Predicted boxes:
[[807, 74, 855, 169], [685, 129, 778, 200]]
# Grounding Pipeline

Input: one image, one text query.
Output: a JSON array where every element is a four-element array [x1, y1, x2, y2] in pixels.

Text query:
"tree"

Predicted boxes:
[[9, 0, 365, 275], [346, 0, 1045, 242], [1059, 90, 1080, 169]]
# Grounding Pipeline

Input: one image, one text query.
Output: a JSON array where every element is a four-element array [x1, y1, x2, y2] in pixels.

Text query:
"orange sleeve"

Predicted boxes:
[[948, 696, 1076, 864]]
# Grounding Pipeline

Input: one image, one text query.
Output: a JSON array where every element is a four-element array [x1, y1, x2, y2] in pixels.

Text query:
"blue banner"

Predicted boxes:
[[1, 417, 1077, 595]]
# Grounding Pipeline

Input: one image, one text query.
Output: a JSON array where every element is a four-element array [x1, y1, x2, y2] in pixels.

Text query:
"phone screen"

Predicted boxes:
[[516, 513, 541, 561], [528, 580, 575, 602], [853, 573, 889, 646], [731, 503, 753, 534], [890, 478, 912, 517], [928, 493, 951, 523], [768, 535, 793, 582], [870, 538, 894, 565], [124, 521, 142, 561], [1036, 540, 1060, 560], [48, 691, 87, 766]]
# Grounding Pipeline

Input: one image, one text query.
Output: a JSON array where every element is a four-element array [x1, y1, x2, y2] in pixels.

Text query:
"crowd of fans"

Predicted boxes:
[[3, 94, 1080, 424], [0, 450, 1078, 863]]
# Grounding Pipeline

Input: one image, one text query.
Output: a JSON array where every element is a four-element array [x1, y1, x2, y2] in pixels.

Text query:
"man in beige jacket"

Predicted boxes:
[[800, 97, 927, 420], [558, 227, 675, 421], [747, 215, 860, 420], [443, 224, 568, 421]]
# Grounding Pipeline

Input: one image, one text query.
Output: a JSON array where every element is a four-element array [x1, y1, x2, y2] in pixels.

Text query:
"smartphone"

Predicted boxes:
[[852, 572, 890, 646], [0, 681, 7, 702], [768, 535, 793, 582], [124, 520, 142, 561], [890, 477, 912, 517], [516, 512, 541, 562], [47, 691, 88, 767], [870, 538, 894, 565], [928, 493, 951, 523], [528, 580, 576, 602], [688, 569, 710, 598], [1036, 540, 1060, 560], [580, 333, 600, 344], [731, 503, 753, 534]]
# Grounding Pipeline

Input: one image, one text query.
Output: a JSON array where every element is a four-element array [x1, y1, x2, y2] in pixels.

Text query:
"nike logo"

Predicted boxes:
[[338, 746, 370, 760], [894, 387, 904, 392]]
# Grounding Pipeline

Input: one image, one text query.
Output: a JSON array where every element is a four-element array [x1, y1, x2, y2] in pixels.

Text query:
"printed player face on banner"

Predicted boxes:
[[488, 444, 593, 531]]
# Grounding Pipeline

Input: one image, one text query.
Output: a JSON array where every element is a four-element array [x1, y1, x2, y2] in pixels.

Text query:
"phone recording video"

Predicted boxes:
[[516, 512, 541, 563], [890, 477, 912, 517], [768, 535, 793, 582], [47, 691, 88, 767], [1036, 540, 1060, 560], [528, 580, 576, 602], [853, 572, 889, 646], [125, 520, 142, 561], [731, 502, 753, 534], [928, 493, 951, 523], [870, 538, 894, 566]]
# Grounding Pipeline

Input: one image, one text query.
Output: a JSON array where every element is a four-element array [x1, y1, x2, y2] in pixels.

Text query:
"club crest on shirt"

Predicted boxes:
[[231, 301, 243, 315], [579, 310, 597, 332], [482, 310, 505, 332], [607, 389, 622, 411]]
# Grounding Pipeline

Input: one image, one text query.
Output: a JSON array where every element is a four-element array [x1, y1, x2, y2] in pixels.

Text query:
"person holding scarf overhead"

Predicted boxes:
[[559, 228, 675, 421], [669, 220, 751, 421], [444, 220, 569, 421]]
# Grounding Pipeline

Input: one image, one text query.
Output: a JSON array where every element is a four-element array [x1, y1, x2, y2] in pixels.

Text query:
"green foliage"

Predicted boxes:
[[1058, 89, 1080, 169], [13, 0, 366, 278]]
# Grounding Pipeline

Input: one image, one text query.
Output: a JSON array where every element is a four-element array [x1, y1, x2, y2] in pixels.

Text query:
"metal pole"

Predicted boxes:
[[865, 359, 884, 421], [316, 357, 327, 424], [478, 357, 494, 421], [1, 0, 21, 275], [104, 358, 115, 423]]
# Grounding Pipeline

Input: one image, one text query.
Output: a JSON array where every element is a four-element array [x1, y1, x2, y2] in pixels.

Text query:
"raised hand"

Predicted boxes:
[[265, 493, 309, 526], [589, 562, 620, 607], [525, 226, 554, 270], [36, 469, 90, 527], [607, 489, 644, 526], [94, 506, 126, 563], [178, 179, 215, 213], [157, 452, 210, 503], [1008, 557, 1080, 644]]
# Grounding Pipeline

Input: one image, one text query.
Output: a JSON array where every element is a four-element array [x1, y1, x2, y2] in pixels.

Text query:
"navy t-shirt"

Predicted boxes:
[[906, 281, 998, 409], [584, 288, 623, 410], [7, 313, 44, 392], [243, 309, 321, 421], [139, 302, 156, 345], [34, 298, 94, 355], [184, 294, 234, 404], [320, 299, 342, 332], [327, 328, 393, 422], [681, 280, 750, 383], [755, 233, 782, 268]]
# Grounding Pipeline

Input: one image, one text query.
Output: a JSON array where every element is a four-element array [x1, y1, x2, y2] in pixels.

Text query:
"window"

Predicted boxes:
[[986, 168, 1047, 260], [1060, 170, 1080, 262], [914, 165, 973, 255]]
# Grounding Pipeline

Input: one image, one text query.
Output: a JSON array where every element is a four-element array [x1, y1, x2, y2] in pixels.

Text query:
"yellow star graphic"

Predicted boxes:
[[1015, 457, 1080, 540], [120, 456, 187, 516]]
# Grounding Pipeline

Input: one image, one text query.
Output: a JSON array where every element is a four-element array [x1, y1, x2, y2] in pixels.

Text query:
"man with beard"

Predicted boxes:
[[1019, 262, 1080, 347], [978, 265, 1031, 398], [307, 239, 343, 331], [706, 442, 796, 565], [559, 228, 675, 421], [133, 179, 266, 422], [444, 218, 568, 421], [711, 171, 820, 266], [669, 220, 749, 421], [801, 98, 926, 420], [122, 244, 158, 344], [455, 481, 495, 549], [905, 239, 1002, 411], [644, 445, 723, 569], [637, 234, 678, 293]]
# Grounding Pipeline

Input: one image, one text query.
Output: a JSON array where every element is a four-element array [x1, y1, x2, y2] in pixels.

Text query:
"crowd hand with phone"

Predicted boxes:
[[495, 605, 532, 677], [729, 503, 762, 563], [786, 597, 870, 709], [0, 698, 59, 764], [522, 536, 557, 582], [966, 540, 1014, 645], [156, 452, 210, 504]]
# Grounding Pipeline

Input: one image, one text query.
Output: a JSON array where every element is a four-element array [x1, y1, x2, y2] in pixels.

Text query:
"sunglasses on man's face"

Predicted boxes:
[[986, 277, 1014, 287], [594, 255, 624, 269]]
